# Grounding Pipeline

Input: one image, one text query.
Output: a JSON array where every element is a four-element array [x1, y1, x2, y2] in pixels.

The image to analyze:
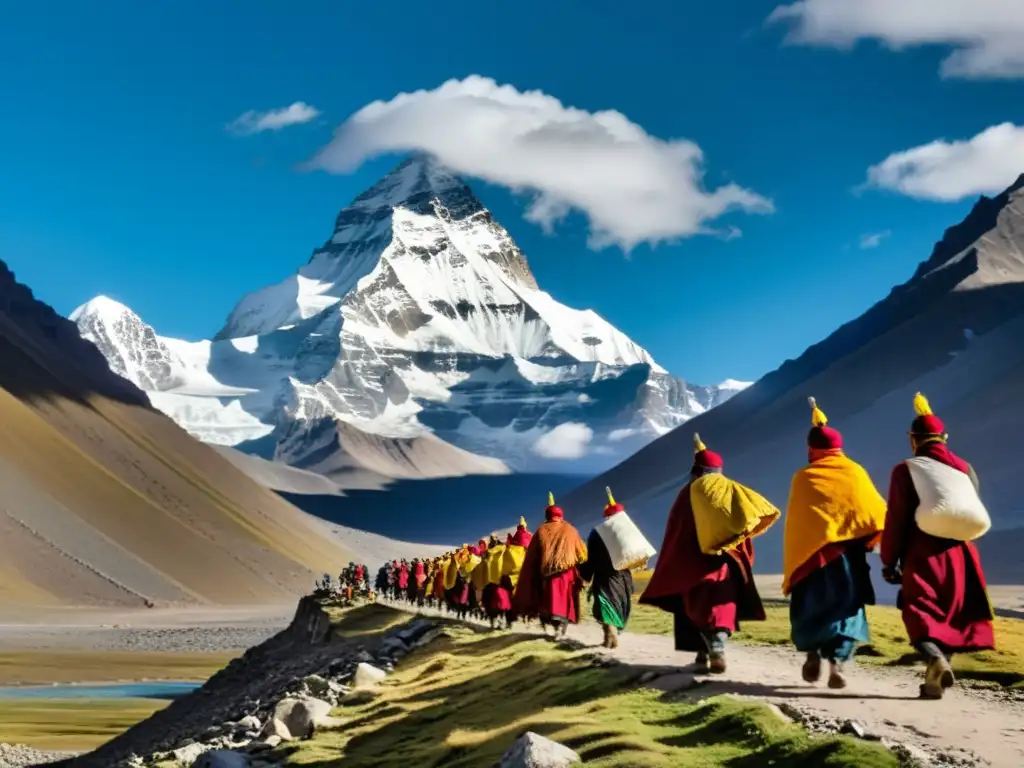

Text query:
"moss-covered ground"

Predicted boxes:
[[270, 604, 898, 767]]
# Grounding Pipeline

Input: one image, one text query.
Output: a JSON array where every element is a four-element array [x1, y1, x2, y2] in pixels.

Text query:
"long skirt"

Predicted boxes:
[[673, 558, 763, 652], [591, 571, 632, 630], [541, 569, 581, 624], [790, 547, 874, 661], [900, 538, 994, 652], [484, 583, 512, 615]]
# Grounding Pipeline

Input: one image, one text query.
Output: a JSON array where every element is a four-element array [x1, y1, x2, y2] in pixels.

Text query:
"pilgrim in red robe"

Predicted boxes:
[[881, 393, 994, 699], [432, 558, 447, 607], [503, 521, 533, 625], [512, 495, 587, 636], [640, 438, 764, 673], [397, 560, 410, 600]]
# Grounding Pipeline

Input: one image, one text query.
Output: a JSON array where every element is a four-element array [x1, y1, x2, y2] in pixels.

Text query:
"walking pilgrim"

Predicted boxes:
[[502, 517, 533, 626], [783, 397, 888, 688], [881, 392, 994, 699], [482, 534, 511, 629], [513, 492, 588, 637], [579, 487, 656, 648], [640, 434, 778, 672]]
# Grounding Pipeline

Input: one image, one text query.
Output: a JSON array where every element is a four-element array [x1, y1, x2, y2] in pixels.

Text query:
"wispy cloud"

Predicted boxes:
[[863, 123, 1024, 201], [859, 229, 891, 249], [306, 76, 773, 251], [227, 102, 321, 136], [768, 0, 1024, 80]]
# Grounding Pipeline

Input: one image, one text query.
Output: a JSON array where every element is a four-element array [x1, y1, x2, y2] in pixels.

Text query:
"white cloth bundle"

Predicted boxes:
[[595, 511, 656, 571], [906, 456, 991, 542]]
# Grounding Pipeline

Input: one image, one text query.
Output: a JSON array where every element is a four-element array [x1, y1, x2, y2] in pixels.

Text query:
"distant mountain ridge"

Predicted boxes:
[[74, 156, 748, 478], [563, 174, 1024, 582]]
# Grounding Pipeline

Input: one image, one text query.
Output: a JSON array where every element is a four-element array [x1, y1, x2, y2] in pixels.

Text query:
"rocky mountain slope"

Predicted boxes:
[[0, 258, 353, 608], [73, 157, 747, 477], [564, 175, 1024, 582]]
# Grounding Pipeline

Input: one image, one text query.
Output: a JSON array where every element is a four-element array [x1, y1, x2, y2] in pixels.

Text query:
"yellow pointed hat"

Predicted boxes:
[[692, 432, 722, 468], [911, 391, 946, 435], [604, 486, 624, 517], [806, 396, 842, 449]]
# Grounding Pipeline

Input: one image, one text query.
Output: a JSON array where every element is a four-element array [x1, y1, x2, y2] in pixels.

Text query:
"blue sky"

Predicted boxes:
[[4, 0, 1024, 385]]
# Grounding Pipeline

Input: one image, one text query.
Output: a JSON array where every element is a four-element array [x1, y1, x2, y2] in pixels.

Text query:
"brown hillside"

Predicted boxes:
[[0, 260, 351, 608]]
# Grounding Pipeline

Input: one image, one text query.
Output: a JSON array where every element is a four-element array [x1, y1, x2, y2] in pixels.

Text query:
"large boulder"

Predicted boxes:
[[353, 662, 388, 689], [499, 732, 581, 768], [270, 696, 339, 739], [193, 750, 249, 768], [171, 742, 212, 766]]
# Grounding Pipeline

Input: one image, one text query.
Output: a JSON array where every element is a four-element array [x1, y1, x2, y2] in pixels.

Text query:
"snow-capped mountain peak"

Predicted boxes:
[[69, 294, 133, 323], [76, 157, 747, 473], [72, 295, 184, 391]]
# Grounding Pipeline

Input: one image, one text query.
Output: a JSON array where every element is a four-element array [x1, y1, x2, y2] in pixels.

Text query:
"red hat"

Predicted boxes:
[[692, 433, 724, 469], [807, 397, 843, 450], [603, 486, 625, 517], [544, 491, 564, 521], [911, 392, 946, 436]]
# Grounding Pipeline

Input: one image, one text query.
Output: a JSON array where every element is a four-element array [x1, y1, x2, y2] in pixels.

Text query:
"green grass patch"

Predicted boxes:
[[0, 650, 235, 686], [0, 698, 166, 751], [630, 600, 1024, 688], [270, 606, 897, 767], [325, 602, 411, 638]]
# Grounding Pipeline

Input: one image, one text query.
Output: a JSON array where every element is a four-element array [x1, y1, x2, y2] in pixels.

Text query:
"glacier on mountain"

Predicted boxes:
[[73, 156, 750, 473]]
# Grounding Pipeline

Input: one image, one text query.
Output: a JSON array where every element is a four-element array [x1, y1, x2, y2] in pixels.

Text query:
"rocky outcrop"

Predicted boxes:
[[61, 600, 439, 768]]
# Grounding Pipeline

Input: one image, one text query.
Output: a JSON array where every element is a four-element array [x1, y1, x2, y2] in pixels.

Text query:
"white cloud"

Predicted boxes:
[[228, 102, 321, 136], [859, 229, 891, 249], [864, 123, 1024, 201], [532, 423, 594, 460], [607, 428, 640, 442], [768, 0, 1024, 79], [307, 76, 773, 251]]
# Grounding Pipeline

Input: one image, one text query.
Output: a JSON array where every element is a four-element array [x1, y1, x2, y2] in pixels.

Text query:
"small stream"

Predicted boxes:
[[0, 681, 201, 699]]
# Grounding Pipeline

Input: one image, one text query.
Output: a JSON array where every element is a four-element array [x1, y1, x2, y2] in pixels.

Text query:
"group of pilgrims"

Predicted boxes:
[[385, 391, 995, 701]]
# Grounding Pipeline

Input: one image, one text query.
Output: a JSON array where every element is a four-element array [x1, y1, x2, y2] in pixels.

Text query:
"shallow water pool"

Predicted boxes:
[[0, 681, 200, 700]]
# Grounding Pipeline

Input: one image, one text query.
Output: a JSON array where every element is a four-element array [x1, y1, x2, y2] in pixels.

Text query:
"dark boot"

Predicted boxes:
[[802, 651, 822, 683], [708, 653, 727, 674], [827, 661, 847, 689]]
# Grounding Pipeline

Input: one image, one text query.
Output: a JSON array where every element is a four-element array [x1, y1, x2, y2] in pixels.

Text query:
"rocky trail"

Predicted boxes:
[[383, 599, 1024, 768]]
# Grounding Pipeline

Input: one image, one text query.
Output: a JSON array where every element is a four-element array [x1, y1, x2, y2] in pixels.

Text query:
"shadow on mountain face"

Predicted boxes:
[[0, 261, 150, 408], [0, 258, 353, 608], [279, 472, 590, 544], [562, 278, 1024, 580]]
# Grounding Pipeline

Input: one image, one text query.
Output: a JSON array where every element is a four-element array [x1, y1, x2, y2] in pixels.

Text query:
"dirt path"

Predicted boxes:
[[382, 600, 1021, 767]]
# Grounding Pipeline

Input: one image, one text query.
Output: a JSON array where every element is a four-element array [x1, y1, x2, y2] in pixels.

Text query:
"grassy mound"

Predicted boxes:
[[272, 606, 897, 767]]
